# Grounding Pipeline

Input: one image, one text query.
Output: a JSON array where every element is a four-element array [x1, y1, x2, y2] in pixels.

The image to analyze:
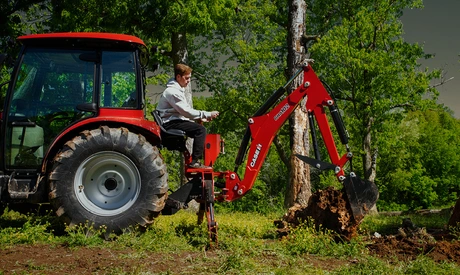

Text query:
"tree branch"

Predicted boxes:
[[273, 135, 290, 169], [431, 70, 454, 88]]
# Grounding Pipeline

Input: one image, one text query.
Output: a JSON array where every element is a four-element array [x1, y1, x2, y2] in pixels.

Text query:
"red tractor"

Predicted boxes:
[[0, 33, 378, 239]]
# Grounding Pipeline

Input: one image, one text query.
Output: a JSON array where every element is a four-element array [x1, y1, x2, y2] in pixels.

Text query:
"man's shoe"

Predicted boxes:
[[188, 161, 211, 169]]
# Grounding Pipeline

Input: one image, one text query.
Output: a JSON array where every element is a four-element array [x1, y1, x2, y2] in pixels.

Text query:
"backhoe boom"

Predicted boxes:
[[220, 62, 343, 200]]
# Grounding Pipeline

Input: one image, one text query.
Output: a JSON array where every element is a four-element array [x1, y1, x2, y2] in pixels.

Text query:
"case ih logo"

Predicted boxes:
[[250, 144, 263, 168], [274, 103, 290, 121]]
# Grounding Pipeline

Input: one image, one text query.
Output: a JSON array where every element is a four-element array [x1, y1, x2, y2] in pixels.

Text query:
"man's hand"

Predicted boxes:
[[198, 111, 219, 123], [210, 111, 219, 120]]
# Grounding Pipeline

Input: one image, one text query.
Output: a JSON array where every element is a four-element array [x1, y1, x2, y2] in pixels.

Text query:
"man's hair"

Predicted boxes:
[[174, 64, 192, 76]]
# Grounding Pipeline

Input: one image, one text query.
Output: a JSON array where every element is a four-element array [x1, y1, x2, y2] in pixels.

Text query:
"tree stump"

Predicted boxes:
[[275, 187, 363, 241]]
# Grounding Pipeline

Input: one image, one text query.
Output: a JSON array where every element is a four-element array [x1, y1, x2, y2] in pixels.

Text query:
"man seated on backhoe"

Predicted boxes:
[[156, 64, 219, 169]]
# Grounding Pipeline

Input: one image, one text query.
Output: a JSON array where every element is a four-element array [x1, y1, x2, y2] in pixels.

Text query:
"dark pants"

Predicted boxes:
[[163, 119, 206, 161]]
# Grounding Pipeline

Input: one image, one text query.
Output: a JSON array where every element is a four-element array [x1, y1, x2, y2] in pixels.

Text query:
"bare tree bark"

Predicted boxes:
[[284, 0, 311, 208], [363, 116, 378, 214]]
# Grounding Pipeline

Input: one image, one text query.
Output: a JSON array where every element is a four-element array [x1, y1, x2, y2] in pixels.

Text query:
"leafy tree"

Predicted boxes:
[[378, 109, 460, 210], [190, 0, 288, 127], [47, 0, 236, 73], [0, 0, 47, 50], [306, 0, 440, 189], [0, 0, 48, 101]]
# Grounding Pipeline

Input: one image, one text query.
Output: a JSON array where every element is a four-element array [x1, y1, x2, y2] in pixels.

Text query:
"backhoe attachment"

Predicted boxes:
[[224, 61, 379, 221], [297, 62, 379, 219]]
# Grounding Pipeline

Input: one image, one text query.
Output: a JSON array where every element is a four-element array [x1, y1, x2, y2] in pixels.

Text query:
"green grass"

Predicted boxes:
[[0, 207, 458, 274]]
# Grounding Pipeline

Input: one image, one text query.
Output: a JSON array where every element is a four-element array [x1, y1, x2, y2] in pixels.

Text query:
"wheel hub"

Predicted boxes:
[[104, 178, 118, 191], [74, 151, 141, 216]]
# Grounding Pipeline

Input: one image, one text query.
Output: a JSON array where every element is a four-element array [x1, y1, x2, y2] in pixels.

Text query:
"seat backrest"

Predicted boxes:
[[151, 110, 187, 151], [152, 110, 165, 129]]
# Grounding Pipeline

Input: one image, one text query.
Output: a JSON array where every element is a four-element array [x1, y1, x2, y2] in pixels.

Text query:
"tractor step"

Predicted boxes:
[[7, 176, 37, 199]]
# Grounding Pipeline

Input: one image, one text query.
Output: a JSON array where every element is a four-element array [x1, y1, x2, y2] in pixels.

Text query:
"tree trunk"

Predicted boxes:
[[171, 31, 192, 185], [363, 117, 376, 182], [363, 116, 378, 213], [448, 196, 460, 227], [284, 0, 311, 208]]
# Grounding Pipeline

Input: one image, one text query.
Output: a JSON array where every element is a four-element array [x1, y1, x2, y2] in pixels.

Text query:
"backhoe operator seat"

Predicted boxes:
[[152, 110, 187, 151]]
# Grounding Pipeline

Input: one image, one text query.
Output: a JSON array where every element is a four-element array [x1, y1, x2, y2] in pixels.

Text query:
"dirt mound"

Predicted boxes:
[[275, 187, 361, 240], [275, 187, 460, 264], [368, 226, 460, 264]]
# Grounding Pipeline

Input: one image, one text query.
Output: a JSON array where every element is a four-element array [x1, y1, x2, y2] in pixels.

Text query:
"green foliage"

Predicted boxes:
[[0, 207, 58, 246], [189, 0, 288, 131], [1, 0, 49, 49], [448, 222, 460, 240], [215, 179, 284, 214], [403, 256, 460, 275], [309, 0, 439, 170], [305, 0, 451, 211], [1, 1, 50, 102], [216, 212, 279, 240], [377, 109, 460, 210], [0, 219, 54, 246], [115, 211, 206, 252], [63, 222, 106, 247], [121, 220, 190, 252], [47, 0, 238, 71], [158, 148, 182, 191], [312, 170, 343, 192], [112, 72, 136, 105], [333, 256, 394, 274]]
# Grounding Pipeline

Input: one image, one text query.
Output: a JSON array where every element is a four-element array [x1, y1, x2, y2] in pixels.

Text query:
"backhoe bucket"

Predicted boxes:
[[342, 174, 379, 220]]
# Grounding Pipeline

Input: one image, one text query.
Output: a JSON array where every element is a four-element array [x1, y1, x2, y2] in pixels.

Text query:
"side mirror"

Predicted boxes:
[[139, 48, 150, 68], [76, 102, 98, 113]]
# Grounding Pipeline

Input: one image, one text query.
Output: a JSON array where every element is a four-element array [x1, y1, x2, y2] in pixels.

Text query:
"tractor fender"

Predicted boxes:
[[41, 111, 161, 174]]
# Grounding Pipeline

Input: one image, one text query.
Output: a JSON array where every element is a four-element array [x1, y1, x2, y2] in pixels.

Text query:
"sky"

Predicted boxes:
[[401, 0, 460, 117]]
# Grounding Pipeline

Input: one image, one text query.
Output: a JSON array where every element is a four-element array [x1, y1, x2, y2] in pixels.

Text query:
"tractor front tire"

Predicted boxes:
[[49, 126, 168, 235]]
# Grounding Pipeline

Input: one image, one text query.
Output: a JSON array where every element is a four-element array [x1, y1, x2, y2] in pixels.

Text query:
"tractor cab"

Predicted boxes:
[[2, 33, 147, 172]]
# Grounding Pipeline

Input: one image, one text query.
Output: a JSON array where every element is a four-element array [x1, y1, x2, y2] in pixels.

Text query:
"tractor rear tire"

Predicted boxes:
[[48, 126, 168, 235]]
